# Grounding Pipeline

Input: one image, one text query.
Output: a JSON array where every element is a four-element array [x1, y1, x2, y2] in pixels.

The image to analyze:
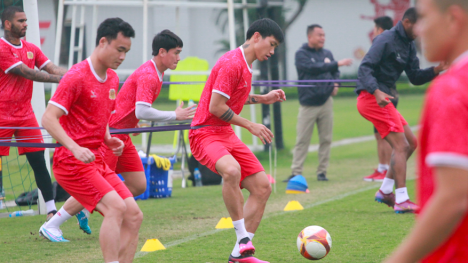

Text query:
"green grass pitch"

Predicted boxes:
[[0, 93, 423, 262]]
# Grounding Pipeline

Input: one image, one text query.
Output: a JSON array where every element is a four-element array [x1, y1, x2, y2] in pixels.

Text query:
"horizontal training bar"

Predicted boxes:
[[0, 124, 193, 147]]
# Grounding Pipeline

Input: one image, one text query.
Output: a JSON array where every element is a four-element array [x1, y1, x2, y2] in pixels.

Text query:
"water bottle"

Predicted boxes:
[[194, 168, 203, 187], [9, 209, 34, 217], [188, 99, 197, 110]]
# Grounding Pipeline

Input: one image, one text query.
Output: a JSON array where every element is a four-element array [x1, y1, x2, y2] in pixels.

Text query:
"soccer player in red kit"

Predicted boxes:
[[43, 30, 195, 236], [41, 18, 142, 263], [385, 0, 468, 262], [189, 18, 286, 263], [0, 6, 67, 220], [103, 29, 195, 195]]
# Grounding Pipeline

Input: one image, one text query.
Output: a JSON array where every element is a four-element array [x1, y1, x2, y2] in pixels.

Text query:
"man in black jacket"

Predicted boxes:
[[285, 24, 352, 182], [356, 7, 446, 214]]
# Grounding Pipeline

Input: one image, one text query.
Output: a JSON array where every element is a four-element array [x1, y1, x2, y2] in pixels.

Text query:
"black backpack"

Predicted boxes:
[[14, 182, 70, 206], [188, 155, 222, 186], [15, 188, 38, 206], [53, 181, 70, 202]]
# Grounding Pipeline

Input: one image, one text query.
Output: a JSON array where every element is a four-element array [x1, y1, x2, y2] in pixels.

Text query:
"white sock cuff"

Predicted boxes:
[[380, 178, 395, 194], [58, 207, 72, 219], [395, 187, 410, 204], [45, 200, 57, 214], [377, 163, 389, 173], [232, 218, 249, 241], [248, 232, 254, 240]]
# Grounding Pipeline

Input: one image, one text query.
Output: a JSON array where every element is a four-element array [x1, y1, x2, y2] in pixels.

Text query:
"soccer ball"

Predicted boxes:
[[297, 226, 332, 260]]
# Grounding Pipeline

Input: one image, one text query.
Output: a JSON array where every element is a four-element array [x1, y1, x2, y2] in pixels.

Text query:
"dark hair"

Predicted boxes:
[[246, 18, 284, 43], [402, 7, 417, 24], [95, 18, 135, 46], [374, 16, 393, 31], [307, 24, 322, 35], [1, 6, 24, 30], [151, 30, 183, 56]]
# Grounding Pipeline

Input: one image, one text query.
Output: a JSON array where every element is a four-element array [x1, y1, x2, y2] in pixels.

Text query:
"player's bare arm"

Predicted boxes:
[[42, 104, 95, 163], [210, 92, 273, 144], [384, 166, 468, 263], [9, 63, 62, 83], [104, 125, 124, 156], [42, 62, 68, 76], [245, 89, 286, 105]]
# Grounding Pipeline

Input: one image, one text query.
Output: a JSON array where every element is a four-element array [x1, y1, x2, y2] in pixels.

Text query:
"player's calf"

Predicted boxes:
[[118, 198, 143, 262]]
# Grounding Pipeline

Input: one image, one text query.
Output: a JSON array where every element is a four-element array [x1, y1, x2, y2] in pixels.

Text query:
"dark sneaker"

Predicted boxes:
[[238, 237, 255, 256], [375, 189, 395, 207], [394, 199, 419, 214], [317, 173, 328, 181], [282, 175, 297, 183]]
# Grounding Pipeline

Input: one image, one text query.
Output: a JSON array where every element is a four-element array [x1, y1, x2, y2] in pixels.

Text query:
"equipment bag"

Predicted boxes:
[[188, 155, 222, 186]]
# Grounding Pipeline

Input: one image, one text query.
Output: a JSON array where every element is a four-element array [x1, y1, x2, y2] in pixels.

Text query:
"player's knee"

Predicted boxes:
[[135, 209, 144, 225], [221, 166, 241, 183], [257, 182, 272, 199], [132, 181, 147, 196], [109, 200, 127, 217], [394, 140, 410, 153]]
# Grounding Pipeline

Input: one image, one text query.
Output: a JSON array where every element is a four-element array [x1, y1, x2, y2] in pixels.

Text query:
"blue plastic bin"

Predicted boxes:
[[118, 155, 175, 200]]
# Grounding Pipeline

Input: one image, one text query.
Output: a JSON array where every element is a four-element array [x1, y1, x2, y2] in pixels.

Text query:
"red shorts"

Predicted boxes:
[[53, 150, 133, 213], [357, 90, 408, 139], [189, 127, 264, 188], [100, 134, 144, 174], [0, 117, 45, 156]]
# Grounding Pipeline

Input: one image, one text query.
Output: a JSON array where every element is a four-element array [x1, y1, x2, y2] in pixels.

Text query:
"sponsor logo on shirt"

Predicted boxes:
[[13, 53, 18, 58], [311, 58, 316, 63], [396, 53, 401, 59], [244, 80, 248, 88], [109, 89, 116, 100], [91, 91, 97, 98], [27, 51, 34, 59]]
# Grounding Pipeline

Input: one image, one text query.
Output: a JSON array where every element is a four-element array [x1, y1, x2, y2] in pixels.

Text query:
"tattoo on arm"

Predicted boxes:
[[220, 108, 235, 122], [9, 64, 62, 83], [43, 63, 67, 75], [245, 95, 259, 105]]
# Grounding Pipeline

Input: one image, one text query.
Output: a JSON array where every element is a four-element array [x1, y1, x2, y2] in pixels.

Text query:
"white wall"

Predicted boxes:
[[23, 0, 434, 82], [283, 0, 433, 79], [35, 0, 229, 77]]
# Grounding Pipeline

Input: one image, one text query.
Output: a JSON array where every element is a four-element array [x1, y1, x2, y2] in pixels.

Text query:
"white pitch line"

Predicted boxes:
[[134, 183, 382, 259], [304, 125, 419, 153]]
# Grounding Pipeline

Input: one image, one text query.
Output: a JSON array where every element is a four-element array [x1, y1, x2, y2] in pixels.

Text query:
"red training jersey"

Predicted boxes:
[[191, 46, 252, 130], [50, 58, 118, 159], [0, 37, 50, 121], [418, 52, 468, 262], [109, 59, 163, 129]]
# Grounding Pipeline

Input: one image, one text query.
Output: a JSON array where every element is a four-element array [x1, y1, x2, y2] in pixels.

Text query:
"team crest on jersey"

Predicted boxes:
[[109, 89, 116, 100], [27, 51, 34, 59]]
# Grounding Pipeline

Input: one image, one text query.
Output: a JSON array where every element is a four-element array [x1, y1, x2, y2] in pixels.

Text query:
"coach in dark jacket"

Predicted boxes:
[[286, 24, 352, 183], [296, 43, 340, 106]]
